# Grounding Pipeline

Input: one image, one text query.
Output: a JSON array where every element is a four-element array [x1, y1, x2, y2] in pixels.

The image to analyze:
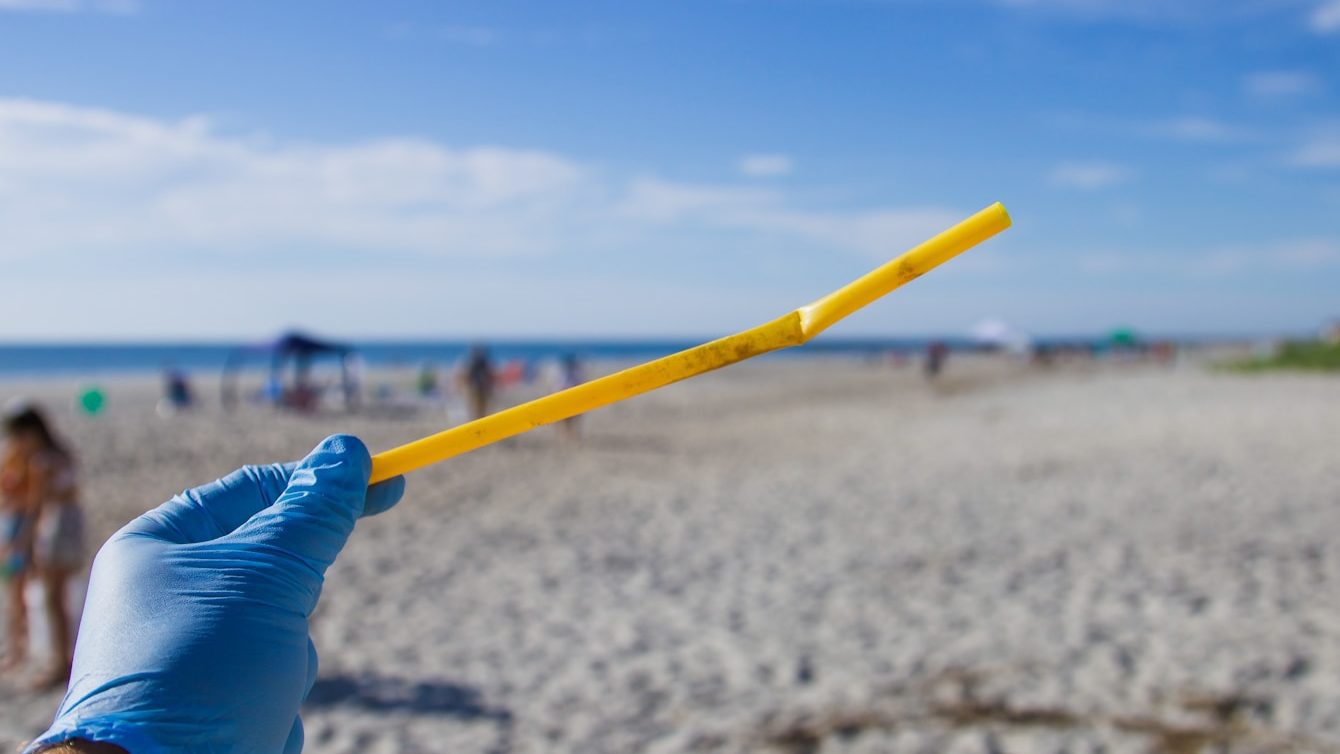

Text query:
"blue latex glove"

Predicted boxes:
[[27, 435, 405, 754]]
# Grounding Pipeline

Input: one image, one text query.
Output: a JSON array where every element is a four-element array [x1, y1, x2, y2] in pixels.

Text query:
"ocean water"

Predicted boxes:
[[0, 338, 970, 379]]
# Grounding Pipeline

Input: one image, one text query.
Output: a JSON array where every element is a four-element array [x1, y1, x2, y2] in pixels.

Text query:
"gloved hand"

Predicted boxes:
[[26, 435, 405, 754]]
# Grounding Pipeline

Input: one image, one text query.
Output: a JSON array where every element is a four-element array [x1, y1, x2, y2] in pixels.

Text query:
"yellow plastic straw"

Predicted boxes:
[[369, 202, 1011, 483]]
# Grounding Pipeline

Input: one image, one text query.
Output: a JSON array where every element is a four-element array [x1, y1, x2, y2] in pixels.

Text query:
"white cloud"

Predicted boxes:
[[1047, 112, 1263, 147], [1291, 140, 1340, 167], [0, 98, 966, 268], [1079, 238, 1340, 277], [995, 0, 1307, 24], [1288, 128, 1340, 167], [1047, 160, 1132, 190], [998, 0, 1144, 15], [0, 0, 136, 12], [1243, 70, 1321, 97], [1311, 0, 1340, 32], [994, 0, 1187, 19], [0, 99, 592, 259], [619, 178, 965, 259], [619, 179, 778, 223], [1145, 116, 1256, 144], [997, 0, 1340, 38], [737, 153, 794, 178], [1191, 238, 1340, 275], [740, 206, 968, 260]]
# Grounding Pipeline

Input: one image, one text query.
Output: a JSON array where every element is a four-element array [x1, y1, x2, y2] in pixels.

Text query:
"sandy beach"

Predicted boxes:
[[2, 356, 1338, 753]]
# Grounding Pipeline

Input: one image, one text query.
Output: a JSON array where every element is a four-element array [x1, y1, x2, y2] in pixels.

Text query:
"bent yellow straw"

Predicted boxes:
[[369, 202, 1011, 484]]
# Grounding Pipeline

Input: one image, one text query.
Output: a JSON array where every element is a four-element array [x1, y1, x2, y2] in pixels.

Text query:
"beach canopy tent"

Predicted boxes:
[[970, 318, 1032, 354], [222, 331, 359, 412]]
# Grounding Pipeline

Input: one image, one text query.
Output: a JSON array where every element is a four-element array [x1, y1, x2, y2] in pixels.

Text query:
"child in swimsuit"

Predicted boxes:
[[1, 423, 36, 671], [3, 404, 85, 687]]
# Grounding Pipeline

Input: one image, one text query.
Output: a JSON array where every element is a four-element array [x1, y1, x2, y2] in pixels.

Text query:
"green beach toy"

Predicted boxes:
[[78, 386, 106, 416]]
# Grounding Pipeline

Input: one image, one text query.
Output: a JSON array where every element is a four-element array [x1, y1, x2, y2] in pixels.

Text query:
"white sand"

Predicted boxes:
[[3, 358, 1339, 753]]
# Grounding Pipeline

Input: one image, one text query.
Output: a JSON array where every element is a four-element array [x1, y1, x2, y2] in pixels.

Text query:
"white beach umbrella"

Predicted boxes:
[[970, 318, 1032, 353]]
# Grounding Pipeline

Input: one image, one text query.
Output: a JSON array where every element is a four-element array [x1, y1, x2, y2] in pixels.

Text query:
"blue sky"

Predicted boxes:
[[1, 0, 1338, 340]]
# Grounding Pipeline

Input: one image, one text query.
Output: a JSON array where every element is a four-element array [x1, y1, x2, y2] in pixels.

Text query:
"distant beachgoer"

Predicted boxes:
[[1152, 340, 1176, 366], [285, 355, 320, 413], [342, 353, 365, 412], [261, 373, 283, 406], [159, 369, 194, 417], [416, 362, 440, 398], [2, 404, 85, 688], [497, 359, 526, 389], [925, 340, 949, 380], [553, 353, 586, 442], [462, 346, 495, 420], [1, 410, 34, 675]]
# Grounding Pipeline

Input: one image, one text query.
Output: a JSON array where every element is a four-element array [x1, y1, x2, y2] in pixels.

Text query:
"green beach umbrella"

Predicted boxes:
[[1108, 327, 1139, 347]]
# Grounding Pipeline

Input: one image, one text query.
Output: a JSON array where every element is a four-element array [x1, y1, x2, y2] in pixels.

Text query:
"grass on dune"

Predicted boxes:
[[1226, 340, 1340, 373]]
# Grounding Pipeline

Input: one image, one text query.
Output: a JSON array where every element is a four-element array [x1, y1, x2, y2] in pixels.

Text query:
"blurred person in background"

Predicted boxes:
[[924, 340, 949, 381], [553, 353, 586, 443], [158, 368, 195, 418], [416, 361, 440, 399], [342, 352, 365, 412], [2, 404, 86, 688], [2, 404, 35, 674], [461, 345, 496, 420]]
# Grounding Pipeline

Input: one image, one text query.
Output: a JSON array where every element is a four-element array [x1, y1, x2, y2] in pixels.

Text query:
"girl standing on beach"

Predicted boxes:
[[1, 404, 86, 688], [1, 413, 34, 675]]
